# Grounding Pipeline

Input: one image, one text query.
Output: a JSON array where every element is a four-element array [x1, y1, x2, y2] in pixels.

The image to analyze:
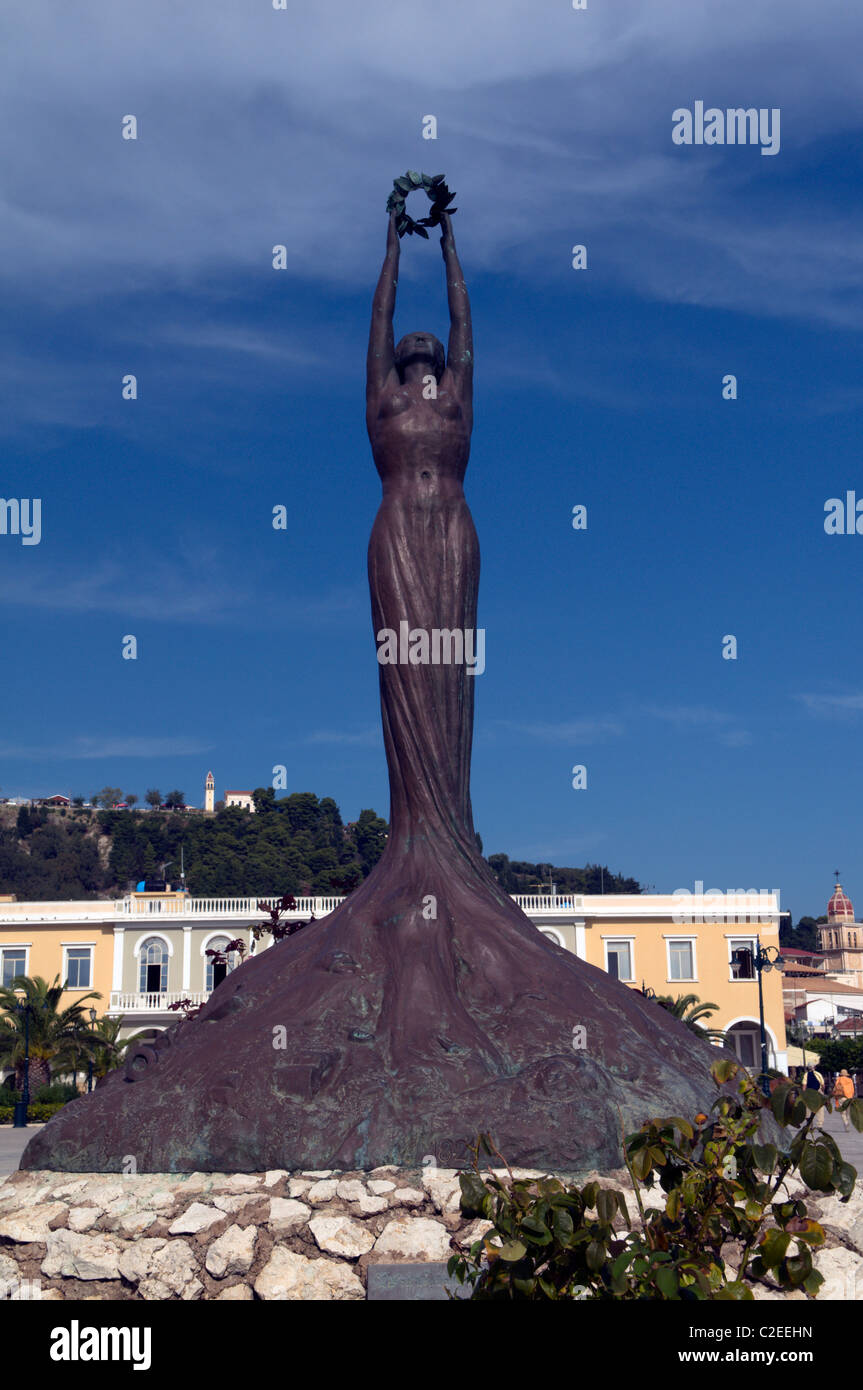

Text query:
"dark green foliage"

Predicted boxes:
[[817, 1038, 863, 1072], [0, 1101, 68, 1124], [780, 915, 825, 953], [487, 853, 641, 896], [32, 1081, 79, 1104], [449, 1061, 862, 1300], [0, 793, 388, 899]]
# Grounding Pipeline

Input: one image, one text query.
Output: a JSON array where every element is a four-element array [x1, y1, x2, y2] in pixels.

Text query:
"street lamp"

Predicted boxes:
[[86, 1007, 97, 1093], [751, 939, 785, 1099]]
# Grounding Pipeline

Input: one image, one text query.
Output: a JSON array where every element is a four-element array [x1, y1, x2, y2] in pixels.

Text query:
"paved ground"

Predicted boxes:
[[813, 1109, 863, 1166], [0, 1125, 42, 1177]]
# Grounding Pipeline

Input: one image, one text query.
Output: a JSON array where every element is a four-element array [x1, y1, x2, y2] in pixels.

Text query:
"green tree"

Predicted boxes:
[[351, 809, 388, 873], [163, 790, 185, 809], [125, 793, 139, 810], [97, 787, 124, 810], [145, 789, 162, 810], [0, 975, 102, 1091], [652, 992, 725, 1043]]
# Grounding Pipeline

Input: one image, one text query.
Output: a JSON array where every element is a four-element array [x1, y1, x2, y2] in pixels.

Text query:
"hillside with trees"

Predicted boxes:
[[0, 795, 640, 902]]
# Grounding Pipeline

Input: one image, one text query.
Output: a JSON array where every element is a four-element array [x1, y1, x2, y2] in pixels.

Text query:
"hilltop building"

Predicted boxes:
[[204, 772, 215, 813], [224, 790, 255, 812]]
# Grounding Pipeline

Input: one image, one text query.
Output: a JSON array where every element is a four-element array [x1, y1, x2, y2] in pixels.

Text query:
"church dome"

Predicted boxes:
[[828, 883, 855, 923]]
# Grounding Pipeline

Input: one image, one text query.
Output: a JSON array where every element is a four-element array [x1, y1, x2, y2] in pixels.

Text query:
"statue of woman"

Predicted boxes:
[[23, 208, 723, 1176], [365, 209, 479, 858]]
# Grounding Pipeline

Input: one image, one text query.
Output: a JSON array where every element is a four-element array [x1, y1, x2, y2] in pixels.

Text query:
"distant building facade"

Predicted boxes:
[[204, 772, 215, 813], [224, 790, 255, 812], [0, 891, 786, 1069], [818, 882, 863, 989]]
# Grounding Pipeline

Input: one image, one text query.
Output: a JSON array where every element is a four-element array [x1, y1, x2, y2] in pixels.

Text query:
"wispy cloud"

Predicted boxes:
[[641, 704, 752, 747], [0, 552, 363, 628], [1, 0, 861, 326], [795, 692, 863, 717], [491, 717, 624, 744], [0, 736, 212, 760]]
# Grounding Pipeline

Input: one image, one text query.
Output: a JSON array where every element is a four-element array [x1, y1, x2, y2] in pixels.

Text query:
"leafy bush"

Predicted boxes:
[[32, 1082, 78, 1105], [0, 1102, 69, 1124], [449, 1059, 863, 1300]]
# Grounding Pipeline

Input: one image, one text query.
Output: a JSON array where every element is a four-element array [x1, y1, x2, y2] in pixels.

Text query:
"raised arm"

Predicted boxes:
[[366, 212, 400, 401], [440, 213, 473, 392]]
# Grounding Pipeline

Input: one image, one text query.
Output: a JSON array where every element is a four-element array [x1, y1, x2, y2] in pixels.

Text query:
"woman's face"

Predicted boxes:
[[396, 333, 444, 380]]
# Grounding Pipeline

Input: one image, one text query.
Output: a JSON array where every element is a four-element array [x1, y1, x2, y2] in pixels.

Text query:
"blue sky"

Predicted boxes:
[[2, 0, 862, 919]]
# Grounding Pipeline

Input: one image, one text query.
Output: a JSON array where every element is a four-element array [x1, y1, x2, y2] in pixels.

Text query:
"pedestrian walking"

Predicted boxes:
[[831, 1069, 855, 1129], [805, 1064, 826, 1129]]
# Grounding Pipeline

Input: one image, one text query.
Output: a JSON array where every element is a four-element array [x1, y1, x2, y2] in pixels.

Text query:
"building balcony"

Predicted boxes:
[[108, 990, 209, 1015]]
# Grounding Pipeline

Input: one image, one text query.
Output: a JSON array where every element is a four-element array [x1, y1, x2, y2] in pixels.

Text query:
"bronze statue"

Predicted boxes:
[[23, 203, 722, 1174]]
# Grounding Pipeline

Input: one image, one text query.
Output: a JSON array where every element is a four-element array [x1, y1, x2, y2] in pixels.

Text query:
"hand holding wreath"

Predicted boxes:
[[385, 171, 458, 239]]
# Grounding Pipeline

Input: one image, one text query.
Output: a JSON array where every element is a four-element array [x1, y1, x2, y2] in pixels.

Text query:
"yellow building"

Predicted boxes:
[[0, 889, 786, 1069]]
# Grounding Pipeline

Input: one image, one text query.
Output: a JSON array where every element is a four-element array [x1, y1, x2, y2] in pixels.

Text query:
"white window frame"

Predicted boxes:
[[727, 936, 757, 982], [137, 936, 170, 994], [201, 934, 241, 991], [602, 936, 635, 982], [62, 943, 95, 990], [664, 935, 697, 983], [0, 944, 30, 986]]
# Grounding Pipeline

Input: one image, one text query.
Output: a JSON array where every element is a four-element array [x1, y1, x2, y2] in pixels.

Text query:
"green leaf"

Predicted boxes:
[[655, 1267, 679, 1299], [785, 1217, 824, 1246], [596, 1189, 619, 1223], [585, 1240, 606, 1272], [758, 1229, 791, 1268], [521, 1215, 552, 1245], [847, 1098, 863, 1132], [496, 1239, 527, 1262], [630, 1147, 653, 1181], [552, 1208, 574, 1244], [783, 1247, 812, 1285], [414, 224, 429, 239], [802, 1089, 826, 1112], [458, 1172, 488, 1215], [752, 1143, 778, 1174], [408, 170, 422, 185], [711, 1058, 739, 1084], [799, 1142, 835, 1191], [395, 176, 413, 194], [836, 1161, 857, 1198], [581, 1182, 600, 1209], [715, 1281, 754, 1300]]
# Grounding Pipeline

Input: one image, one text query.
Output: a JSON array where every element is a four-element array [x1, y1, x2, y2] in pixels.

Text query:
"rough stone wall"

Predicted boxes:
[[0, 1165, 860, 1300]]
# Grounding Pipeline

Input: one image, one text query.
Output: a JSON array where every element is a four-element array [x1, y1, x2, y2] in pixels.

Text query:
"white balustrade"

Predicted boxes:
[[108, 989, 210, 1013]]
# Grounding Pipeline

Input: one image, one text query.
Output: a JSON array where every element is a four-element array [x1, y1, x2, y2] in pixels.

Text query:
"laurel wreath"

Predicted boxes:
[[386, 171, 458, 239]]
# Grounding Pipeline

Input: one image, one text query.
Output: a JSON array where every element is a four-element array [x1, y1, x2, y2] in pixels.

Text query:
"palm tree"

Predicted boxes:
[[0, 975, 102, 1091], [653, 991, 726, 1043], [88, 1017, 149, 1080]]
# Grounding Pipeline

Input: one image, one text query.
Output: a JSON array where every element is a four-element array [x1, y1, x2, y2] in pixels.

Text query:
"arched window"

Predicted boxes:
[[139, 937, 168, 994], [205, 937, 240, 992]]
